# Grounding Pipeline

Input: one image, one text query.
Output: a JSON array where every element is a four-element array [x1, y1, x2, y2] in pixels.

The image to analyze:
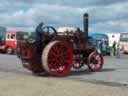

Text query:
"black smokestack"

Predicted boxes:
[[83, 13, 88, 41]]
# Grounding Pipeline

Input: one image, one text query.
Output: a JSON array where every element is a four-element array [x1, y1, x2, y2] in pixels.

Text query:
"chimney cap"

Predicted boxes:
[[84, 13, 88, 17]]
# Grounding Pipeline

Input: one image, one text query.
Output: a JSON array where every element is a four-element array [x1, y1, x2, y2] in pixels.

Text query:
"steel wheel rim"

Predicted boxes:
[[42, 41, 73, 77], [88, 52, 104, 72]]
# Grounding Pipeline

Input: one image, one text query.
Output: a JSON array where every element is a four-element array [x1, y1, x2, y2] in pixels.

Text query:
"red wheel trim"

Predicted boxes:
[[42, 41, 73, 77], [48, 42, 73, 76], [89, 52, 104, 72]]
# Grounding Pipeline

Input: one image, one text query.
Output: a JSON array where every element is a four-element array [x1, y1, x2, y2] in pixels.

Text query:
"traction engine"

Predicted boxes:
[[17, 13, 104, 77]]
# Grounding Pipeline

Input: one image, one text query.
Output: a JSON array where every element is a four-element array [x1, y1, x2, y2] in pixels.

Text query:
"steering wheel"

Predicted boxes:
[[42, 26, 57, 36]]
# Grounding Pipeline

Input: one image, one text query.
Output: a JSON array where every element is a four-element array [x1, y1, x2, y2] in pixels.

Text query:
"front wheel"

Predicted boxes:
[[88, 51, 104, 72]]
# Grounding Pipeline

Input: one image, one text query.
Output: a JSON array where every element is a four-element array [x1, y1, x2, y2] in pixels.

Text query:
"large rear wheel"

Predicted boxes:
[[88, 51, 104, 72], [42, 41, 73, 77]]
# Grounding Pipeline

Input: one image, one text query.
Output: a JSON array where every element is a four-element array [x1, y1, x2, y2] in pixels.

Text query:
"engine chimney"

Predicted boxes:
[[83, 13, 88, 41]]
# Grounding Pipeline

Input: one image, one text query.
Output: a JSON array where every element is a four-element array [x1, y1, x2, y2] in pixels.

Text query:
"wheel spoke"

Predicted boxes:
[[96, 64, 100, 68], [94, 64, 98, 70], [49, 51, 57, 57], [54, 46, 60, 54]]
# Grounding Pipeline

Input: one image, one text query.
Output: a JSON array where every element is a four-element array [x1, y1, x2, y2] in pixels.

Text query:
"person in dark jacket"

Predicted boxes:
[[35, 22, 44, 53], [112, 41, 116, 56], [0, 36, 2, 44]]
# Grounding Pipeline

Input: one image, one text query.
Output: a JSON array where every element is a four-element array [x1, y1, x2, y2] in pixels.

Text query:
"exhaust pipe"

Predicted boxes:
[[83, 13, 88, 41]]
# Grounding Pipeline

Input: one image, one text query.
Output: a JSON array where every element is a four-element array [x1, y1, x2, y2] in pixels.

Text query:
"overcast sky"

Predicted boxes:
[[0, 0, 128, 33]]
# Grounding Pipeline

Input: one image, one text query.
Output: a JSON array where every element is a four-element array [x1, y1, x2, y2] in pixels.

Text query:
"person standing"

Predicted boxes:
[[0, 36, 2, 44], [116, 42, 120, 58], [112, 41, 116, 56], [35, 22, 44, 53], [102, 41, 107, 56], [97, 40, 102, 51]]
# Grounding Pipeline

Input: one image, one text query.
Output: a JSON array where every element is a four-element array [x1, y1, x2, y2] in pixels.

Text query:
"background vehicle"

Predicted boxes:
[[119, 32, 128, 54], [88, 33, 111, 55], [18, 13, 104, 77], [0, 27, 6, 53], [0, 30, 28, 54], [105, 33, 120, 48]]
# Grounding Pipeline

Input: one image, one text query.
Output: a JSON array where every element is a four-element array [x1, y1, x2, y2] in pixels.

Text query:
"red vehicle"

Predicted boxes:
[[0, 30, 28, 54], [18, 13, 104, 77]]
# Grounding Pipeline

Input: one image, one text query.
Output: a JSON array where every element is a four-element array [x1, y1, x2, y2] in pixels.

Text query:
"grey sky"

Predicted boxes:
[[0, 0, 127, 33]]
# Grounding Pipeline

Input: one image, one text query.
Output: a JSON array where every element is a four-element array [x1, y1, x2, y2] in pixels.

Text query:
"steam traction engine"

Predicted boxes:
[[18, 13, 104, 77]]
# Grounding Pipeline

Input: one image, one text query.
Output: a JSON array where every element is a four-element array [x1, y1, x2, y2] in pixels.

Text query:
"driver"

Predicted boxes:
[[35, 22, 44, 53]]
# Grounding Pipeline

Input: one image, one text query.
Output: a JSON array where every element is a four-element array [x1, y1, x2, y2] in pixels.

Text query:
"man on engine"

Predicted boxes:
[[35, 22, 44, 53]]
